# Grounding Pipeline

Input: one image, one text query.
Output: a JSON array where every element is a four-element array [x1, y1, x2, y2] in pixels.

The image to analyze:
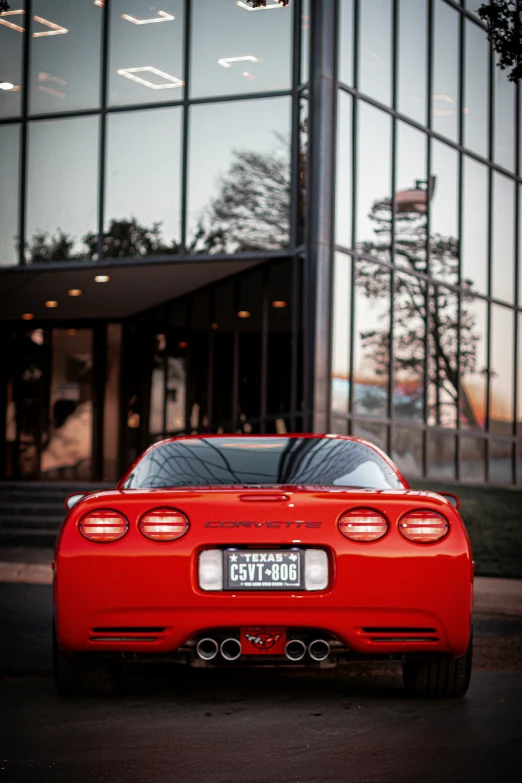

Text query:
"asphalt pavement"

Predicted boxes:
[[0, 580, 521, 783]]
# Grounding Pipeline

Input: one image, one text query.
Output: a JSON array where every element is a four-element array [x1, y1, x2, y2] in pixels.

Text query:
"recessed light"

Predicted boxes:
[[94, 275, 110, 283], [272, 300, 287, 308], [178, 341, 188, 349], [117, 66, 184, 90], [0, 82, 14, 91], [68, 288, 82, 297], [237, 310, 251, 318], [21, 313, 34, 320], [45, 300, 58, 308]]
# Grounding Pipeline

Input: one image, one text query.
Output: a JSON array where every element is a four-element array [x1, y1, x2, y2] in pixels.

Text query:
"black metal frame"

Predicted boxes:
[[331, 0, 522, 486]]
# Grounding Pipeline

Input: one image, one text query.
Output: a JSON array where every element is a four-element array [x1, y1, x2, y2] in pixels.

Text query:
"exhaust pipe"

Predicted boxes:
[[220, 638, 242, 661], [285, 639, 307, 661], [196, 637, 219, 661], [308, 639, 330, 661]]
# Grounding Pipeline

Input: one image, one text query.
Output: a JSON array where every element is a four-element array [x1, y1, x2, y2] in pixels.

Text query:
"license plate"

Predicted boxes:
[[224, 549, 302, 590]]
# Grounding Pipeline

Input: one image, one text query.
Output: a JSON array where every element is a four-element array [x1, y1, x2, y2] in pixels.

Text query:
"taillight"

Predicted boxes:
[[399, 510, 449, 543], [138, 508, 189, 541], [79, 510, 128, 543], [338, 509, 389, 542]]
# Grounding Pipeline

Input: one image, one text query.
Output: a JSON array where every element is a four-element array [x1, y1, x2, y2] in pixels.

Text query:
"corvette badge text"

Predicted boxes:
[[205, 521, 322, 528]]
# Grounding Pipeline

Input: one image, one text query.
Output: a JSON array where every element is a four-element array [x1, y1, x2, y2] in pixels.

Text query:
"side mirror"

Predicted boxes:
[[65, 493, 86, 511], [437, 491, 460, 510]]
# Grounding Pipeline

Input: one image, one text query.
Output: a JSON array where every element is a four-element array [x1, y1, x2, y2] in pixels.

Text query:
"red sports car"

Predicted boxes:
[[53, 434, 473, 697]]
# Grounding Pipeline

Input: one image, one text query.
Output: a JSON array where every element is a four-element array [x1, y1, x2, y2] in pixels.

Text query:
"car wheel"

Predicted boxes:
[[53, 625, 120, 697], [402, 632, 472, 699]]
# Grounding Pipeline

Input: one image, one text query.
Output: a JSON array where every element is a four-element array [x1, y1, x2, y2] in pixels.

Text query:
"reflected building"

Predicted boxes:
[[0, 0, 521, 490]]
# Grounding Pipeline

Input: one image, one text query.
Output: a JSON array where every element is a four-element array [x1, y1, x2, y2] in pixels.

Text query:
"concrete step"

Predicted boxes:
[[0, 528, 58, 547], [0, 502, 66, 517], [0, 517, 63, 531]]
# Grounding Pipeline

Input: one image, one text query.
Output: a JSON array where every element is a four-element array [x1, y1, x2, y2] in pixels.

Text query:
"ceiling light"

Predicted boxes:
[[0, 82, 14, 91], [94, 275, 110, 283], [32, 16, 68, 37], [117, 66, 184, 90], [45, 300, 58, 308], [21, 313, 34, 320], [178, 341, 188, 349], [237, 310, 251, 318], [217, 55, 260, 69], [67, 329, 77, 335], [211, 322, 219, 330], [236, 1, 284, 10], [272, 300, 287, 308], [94, 1, 104, 7], [0, 10, 25, 33], [121, 10, 175, 25], [68, 289, 82, 297]]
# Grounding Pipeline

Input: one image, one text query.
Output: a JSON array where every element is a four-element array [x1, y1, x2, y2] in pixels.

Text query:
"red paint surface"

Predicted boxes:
[[54, 435, 473, 660]]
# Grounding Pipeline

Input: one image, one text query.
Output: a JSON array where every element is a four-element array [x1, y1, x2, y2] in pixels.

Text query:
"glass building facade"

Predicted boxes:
[[0, 0, 520, 488]]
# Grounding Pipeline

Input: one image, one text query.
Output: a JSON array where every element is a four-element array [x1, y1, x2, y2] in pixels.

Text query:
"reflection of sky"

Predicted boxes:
[[106, 107, 182, 243], [26, 116, 99, 254], [0, 125, 20, 265], [190, 0, 292, 98], [30, 0, 101, 114], [0, 0, 24, 117], [187, 96, 291, 241]]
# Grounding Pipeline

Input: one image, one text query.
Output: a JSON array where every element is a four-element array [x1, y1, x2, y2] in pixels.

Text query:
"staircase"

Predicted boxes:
[[0, 482, 114, 547]]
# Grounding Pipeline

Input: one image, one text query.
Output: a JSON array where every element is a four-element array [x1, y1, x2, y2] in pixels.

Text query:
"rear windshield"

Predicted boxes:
[[122, 437, 404, 490]]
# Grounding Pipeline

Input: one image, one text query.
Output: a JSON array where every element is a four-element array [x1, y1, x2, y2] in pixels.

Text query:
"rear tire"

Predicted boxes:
[[403, 633, 472, 698], [53, 626, 120, 696]]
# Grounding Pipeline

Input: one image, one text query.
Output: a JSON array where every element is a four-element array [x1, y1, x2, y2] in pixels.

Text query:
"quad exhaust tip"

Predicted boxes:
[[220, 637, 242, 661], [285, 639, 307, 661], [196, 637, 219, 661], [308, 639, 330, 661]]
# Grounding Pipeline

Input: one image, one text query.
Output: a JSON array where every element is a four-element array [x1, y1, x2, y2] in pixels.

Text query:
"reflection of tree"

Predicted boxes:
[[26, 218, 180, 262], [189, 133, 291, 254], [357, 198, 481, 428]]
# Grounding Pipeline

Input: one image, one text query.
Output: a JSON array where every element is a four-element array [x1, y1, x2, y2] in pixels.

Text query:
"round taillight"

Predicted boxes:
[[338, 509, 389, 542], [138, 508, 189, 542], [79, 510, 128, 543], [399, 510, 449, 543]]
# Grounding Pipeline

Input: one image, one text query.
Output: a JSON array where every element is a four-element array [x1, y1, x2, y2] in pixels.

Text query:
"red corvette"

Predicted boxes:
[[53, 434, 473, 698]]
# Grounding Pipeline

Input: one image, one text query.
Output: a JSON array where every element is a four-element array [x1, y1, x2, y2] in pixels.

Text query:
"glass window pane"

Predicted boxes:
[[465, 1, 483, 16], [392, 426, 423, 479], [489, 439, 513, 485], [460, 435, 486, 483], [359, 0, 392, 105], [428, 285, 458, 427], [26, 116, 99, 262], [462, 157, 488, 295], [332, 252, 351, 416], [267, 260, 294, 417], [301, 0, 310, 83], [397, 0, 427, 124], [356, 103, 391, 259], [149, 332, 166, 437], [492, 172, 515, 304], [393, 271, 425, 421], [109, 0, 184, 107], [463, 19, 489, 157], [30, 0, 101, 114], [335, 91, 352, 249], [460, 297, 487, 430], [432, 0, 459, 142], [41, 329, 93, 481], [430, 140, 459, 286], [490, 305, 514, 435], [103, 323, 122, 482], [0, 0, 24, 117], [0, 124, 20, 266], [353, 261, 390, 418], [395, 122, 427, 273], [494, 54, 516, 171], [190, 0, 292, 99], [105, 107, 182, 257], [352, 421, 388, 454], [427, 430, 455, 479], [187, 97, 291, 254], [338, 0, 353, 87], [518, 313, 522, 437]]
